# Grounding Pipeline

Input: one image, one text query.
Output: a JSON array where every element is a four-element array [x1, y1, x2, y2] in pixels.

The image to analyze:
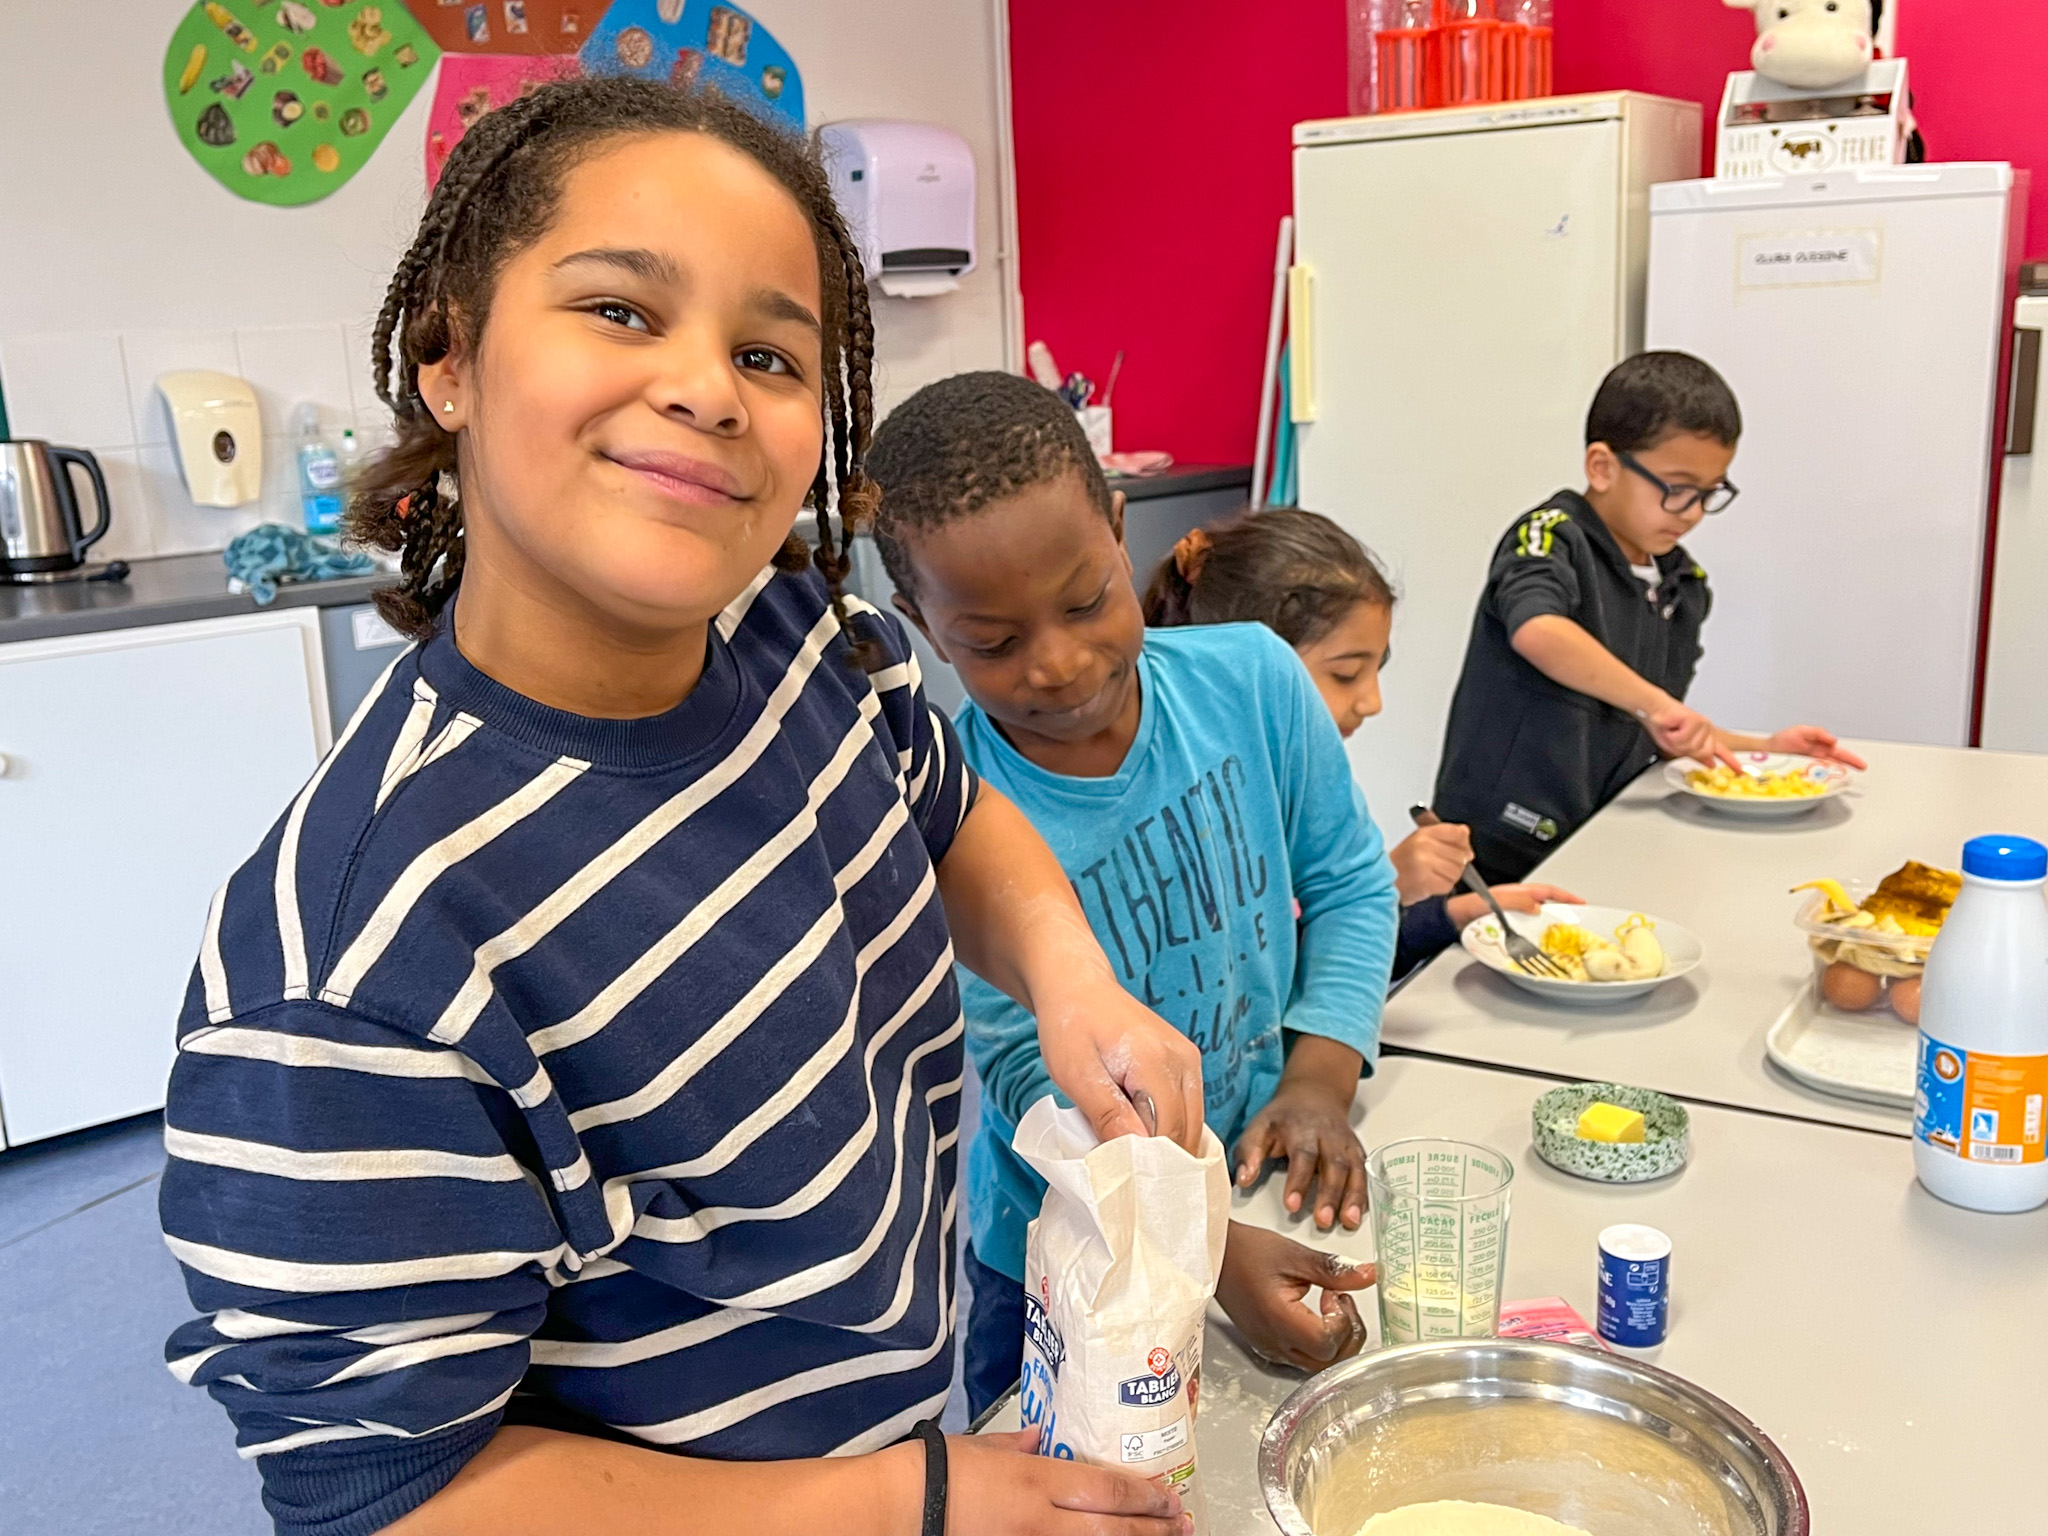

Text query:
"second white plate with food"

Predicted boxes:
[[1664, 752, 1855, 819], [1460, 904, 1703, 1007]]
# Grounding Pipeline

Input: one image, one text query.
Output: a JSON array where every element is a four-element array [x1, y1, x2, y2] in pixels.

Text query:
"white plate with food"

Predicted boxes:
[[1764, 988, 1917, 1111], [1663, 752, 1855, 819], [1460, 904, 1702, 1007]]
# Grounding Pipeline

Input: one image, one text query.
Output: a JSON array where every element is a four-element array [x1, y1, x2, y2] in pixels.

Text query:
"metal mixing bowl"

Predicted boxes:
[[1259, 1340, 1808, 1536]]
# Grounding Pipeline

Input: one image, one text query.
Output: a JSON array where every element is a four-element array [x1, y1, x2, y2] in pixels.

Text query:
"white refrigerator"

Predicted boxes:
[[1291, 93, 1701, 842], [1981, 289, 2048, 754], [1645, 165, 2023, 747]]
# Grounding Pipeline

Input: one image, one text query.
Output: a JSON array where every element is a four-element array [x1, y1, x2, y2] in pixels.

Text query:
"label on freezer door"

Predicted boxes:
[[1737, 229, 1882, 288]]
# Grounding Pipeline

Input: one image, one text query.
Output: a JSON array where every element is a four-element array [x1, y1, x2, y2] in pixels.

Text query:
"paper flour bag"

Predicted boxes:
[[1013, 1096, 1229, 1524]]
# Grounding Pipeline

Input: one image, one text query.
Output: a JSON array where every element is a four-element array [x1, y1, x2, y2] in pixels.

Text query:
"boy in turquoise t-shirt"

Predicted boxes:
[[868, 372, 1399, 1417]]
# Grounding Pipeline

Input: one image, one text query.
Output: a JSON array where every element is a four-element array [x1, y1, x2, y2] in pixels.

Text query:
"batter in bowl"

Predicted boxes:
[[1356, 1502, 1593, 1536]]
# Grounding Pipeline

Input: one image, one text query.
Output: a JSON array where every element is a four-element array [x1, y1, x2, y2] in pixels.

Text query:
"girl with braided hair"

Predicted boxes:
[[159, 76, 1201, 1536], [1142, 507, 1580, 982]]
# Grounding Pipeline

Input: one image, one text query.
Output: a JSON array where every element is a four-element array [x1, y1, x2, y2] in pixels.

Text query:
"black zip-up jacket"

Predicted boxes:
[[1433, 490, 1712, 883]]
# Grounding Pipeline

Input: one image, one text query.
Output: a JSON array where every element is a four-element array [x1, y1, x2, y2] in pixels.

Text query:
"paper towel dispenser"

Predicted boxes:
[[156, 370, 262, 508], [818, 120, 977, 298]]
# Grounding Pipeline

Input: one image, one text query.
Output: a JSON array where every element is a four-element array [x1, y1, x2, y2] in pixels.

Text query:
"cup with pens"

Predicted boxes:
[[1029, 341, 1122, 459], [1067, 353, 1121, 458]]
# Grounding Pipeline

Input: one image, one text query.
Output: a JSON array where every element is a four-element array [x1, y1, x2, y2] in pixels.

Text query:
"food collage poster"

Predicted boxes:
[[580, 0, 804, 132], [426, 53, 581, 185], [404, 0, 596, 57], [164, 0, 804, 204], [162, 2, 440, 206]]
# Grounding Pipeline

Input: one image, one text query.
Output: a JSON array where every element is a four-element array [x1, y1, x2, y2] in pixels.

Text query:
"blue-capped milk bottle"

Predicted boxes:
[[1913, 834, 2048, 1213]]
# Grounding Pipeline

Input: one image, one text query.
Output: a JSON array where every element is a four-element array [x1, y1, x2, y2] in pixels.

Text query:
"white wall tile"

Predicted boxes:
[[234, 325, 353, 439], [341, 315, 385, 419], [0, 331, 135, 446], [350, 409, 398, 458], [141, 439, 270, 557], [118, 329, 243, 446], [259, 433, 307, 527], [90, 448, 164, 563]]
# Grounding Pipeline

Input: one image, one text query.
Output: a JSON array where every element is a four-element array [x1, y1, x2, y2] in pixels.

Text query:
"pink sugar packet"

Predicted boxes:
[[1496, 1296, 1609, 1351]]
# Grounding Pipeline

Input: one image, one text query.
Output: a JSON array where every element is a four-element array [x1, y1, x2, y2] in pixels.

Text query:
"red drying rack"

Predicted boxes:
[[1369, 0, 1551, 115]]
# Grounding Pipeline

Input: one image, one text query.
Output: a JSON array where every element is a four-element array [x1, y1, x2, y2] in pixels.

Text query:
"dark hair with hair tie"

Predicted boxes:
[[346, 76, 880, 664], [1142, 506, 1395, 649]]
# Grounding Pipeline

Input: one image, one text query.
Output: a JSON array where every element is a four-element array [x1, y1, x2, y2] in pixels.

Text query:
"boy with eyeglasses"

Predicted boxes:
[[1433, 351, 1865, 883]]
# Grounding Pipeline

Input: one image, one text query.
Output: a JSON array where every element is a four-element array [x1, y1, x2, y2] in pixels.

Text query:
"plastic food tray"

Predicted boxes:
[[1764, 986, 1916, 1111]]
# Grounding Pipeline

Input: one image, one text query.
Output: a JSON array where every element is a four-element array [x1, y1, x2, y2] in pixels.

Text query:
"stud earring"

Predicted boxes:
[[441, 401, 455, 414]]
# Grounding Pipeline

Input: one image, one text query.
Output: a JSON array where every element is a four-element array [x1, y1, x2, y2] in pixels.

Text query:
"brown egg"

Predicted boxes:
[[1821, 961, 1884, 1012], [1890, 975, 1923, 1025]]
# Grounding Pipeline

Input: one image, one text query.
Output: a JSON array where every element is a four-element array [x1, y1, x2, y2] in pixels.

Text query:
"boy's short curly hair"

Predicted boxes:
[[1586, 351, 1742, 455], [866, 370, 1113, 599]]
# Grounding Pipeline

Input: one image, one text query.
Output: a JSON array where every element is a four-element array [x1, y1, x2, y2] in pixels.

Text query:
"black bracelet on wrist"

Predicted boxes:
[[910, 1418, 948, 1536]]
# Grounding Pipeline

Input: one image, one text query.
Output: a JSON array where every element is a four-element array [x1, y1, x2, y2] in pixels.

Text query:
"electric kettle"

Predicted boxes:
[[0, 440, 112, 584]]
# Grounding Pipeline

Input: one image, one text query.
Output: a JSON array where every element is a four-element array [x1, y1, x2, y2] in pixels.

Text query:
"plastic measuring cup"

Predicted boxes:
[[1368, 1138, 1515, 1344]]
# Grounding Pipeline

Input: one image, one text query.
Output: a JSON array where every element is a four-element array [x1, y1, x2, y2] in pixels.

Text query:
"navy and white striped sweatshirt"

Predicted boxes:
[[159, 567, 978, 1536]]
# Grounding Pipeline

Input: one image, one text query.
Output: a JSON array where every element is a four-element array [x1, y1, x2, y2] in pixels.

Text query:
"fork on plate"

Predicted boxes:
[[1408, 805, 1574, 981]]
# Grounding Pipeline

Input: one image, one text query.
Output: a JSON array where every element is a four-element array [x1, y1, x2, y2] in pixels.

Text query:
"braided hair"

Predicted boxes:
[[347, 76, 880, 660]]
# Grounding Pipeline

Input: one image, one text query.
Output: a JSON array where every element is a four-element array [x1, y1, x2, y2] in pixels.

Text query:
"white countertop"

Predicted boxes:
[[1381, 739, 2048, 1134], [986, 1054, 2048, 1533]]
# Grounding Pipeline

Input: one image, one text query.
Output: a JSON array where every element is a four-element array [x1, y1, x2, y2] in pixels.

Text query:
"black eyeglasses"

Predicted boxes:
[[1617, 450, 1739, 515]]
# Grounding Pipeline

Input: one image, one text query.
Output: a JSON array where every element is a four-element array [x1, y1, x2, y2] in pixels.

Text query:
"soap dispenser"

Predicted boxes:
[[156, 370, 263, 507]]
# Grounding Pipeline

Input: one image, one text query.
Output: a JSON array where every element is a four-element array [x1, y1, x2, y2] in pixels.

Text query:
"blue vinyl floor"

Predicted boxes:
[[0, 1074, 981, 1533]]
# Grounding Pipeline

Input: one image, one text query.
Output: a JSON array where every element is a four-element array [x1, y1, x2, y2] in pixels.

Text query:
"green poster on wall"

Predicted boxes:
[[163, 2, 441, 206]]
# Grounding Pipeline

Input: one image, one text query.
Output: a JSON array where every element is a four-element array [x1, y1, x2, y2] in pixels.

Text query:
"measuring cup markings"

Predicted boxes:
[[1368, 1139, 1515, 1346]]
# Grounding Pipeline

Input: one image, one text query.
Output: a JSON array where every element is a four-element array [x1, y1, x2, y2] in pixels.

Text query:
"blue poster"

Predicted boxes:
[[580, 0, 802, 131]]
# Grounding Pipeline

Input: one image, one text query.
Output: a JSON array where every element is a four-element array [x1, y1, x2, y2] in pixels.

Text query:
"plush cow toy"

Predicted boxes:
[[1725, 0, 1874, 90], [1723, 0, 1923, 157]]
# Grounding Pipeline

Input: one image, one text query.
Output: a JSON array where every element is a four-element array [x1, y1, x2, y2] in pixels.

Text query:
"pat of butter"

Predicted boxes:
[[1576, 1102, 1646, 1143]]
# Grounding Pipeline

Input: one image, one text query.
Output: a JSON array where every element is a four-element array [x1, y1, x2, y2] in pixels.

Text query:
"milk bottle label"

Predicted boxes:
[[1915, 1033, 2048, 1165]]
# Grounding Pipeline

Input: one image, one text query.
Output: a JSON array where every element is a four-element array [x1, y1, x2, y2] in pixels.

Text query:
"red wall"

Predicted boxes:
[[1892, 1, 2048, 256], [1010, 1, 2048, 467], [1007, 2, 1347, 467], [1550, 0, 1751, 171], [1554, 0, 2048, 256]]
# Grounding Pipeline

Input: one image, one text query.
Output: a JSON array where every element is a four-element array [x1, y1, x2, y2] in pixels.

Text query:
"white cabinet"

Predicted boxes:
[[1648, 167, 2016, 747], [1983, 293, 2048, 754], [1291, 93, 1700, 842], [0, 611, 329, 1145]]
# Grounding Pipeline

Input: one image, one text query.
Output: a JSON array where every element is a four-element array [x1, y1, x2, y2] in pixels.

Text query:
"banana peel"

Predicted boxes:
[[1793, 866, 1956, 936], [1834, 941, 1923, 978], [1797, 865, 1954, 977], [1790, 877, 1857, 916]]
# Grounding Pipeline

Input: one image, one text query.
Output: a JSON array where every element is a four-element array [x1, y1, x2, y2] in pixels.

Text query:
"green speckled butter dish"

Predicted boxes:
[[1531, 1082, 1690, 1183]]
